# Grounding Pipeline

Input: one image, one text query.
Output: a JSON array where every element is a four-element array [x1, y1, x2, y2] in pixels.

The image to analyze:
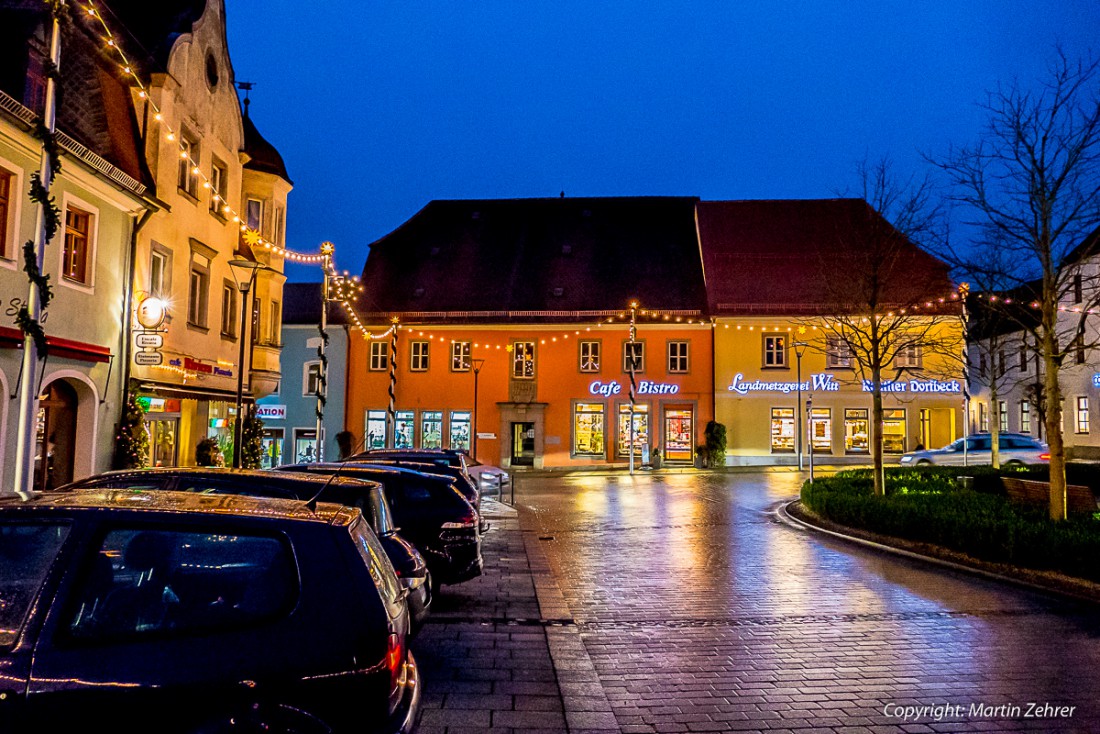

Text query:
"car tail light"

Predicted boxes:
[[1039, 453, 1050, 460], [441, 509, 478, 529], [387, 632, 405, 691]]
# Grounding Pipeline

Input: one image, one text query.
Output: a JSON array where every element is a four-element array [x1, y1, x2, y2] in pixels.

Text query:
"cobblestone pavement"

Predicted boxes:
[[516, 471, 1100, 734]]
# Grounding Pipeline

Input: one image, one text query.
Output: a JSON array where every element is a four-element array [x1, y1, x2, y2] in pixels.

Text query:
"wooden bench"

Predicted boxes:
[[1001, 477, 1099, 515]]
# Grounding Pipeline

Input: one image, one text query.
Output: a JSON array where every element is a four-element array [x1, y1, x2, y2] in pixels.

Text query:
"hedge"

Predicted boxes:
[[801, 468, 1100, 582]]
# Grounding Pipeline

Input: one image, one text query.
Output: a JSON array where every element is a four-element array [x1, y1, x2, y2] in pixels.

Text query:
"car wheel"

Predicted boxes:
[[1004, 460, 1023, 468], [916, 459, 933, 466]]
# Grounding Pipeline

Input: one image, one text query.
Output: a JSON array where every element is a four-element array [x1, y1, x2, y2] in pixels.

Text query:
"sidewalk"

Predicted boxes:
[[411, 499, 618, 734]]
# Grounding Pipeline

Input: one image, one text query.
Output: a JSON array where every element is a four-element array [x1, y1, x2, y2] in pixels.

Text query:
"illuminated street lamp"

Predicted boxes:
[[794, 341, 808, 471], [471, 358, 486, 460], [228, 258, 270, 468], [806, 395, 815, 483]]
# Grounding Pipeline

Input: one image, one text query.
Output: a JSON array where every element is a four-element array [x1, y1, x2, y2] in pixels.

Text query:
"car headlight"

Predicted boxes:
[[900, 455, 913, 463]]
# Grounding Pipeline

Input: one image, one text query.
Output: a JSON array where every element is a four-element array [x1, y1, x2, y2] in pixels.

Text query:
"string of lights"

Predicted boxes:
[[83, 1, 329, 264]]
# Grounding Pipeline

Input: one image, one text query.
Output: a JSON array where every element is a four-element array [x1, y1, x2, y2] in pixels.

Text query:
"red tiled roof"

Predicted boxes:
[[697, 199, 954, 315]]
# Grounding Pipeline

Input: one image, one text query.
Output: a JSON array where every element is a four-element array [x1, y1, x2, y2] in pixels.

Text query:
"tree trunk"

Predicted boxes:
[[989, 377, 1000, 469], [1044, 337, 1067, 520], [871, 361, 885, 496]]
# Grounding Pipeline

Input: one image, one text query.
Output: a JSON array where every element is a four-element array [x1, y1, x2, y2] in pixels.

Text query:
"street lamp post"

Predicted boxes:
[[471, 358, 485, 460], [794, 341, 808, 471], [806, 395, 815, 483], [229, 259, 268, 468]]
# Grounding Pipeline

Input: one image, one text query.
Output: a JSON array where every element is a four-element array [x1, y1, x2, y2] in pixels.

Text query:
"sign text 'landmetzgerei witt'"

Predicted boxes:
[[727, 373, 961, 395]]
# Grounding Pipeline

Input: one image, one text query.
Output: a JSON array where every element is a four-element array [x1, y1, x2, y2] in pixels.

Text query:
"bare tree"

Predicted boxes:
[[935, 50, 1100, 520], [805, 158, 961, 497]]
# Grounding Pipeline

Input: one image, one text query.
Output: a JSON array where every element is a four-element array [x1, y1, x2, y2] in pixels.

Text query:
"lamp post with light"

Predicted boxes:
[[229, 259, 269, 468], [806, 395, 815, 483], [794, 341, 808, 471], [471, 358, 485, 460]]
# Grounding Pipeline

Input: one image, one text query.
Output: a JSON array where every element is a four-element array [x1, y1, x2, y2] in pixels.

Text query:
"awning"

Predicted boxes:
[[137, 379, 255, 404], [0, 326, 113, 363]]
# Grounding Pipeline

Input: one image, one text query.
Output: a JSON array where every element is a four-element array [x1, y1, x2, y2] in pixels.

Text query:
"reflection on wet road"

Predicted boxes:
[[518, 471, 1100, 733]]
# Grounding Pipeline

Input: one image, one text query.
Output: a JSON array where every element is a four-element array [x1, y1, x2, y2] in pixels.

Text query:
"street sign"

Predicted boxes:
[[134, 351, 163, 366], [135, 333, 164, 349]]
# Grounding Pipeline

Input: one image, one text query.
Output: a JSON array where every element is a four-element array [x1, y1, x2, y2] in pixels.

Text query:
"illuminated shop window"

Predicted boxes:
[[421, 411, 443, 448], [617, 404, 649, 456], [770, 408, 795, 453], [365, 410, 387, 450], [394, 411, 414, 448], [844, 409, 869, 454], [810, 408, 832, 453], [449, 411, 471, 451], [573, 402, 605, 457], [663, 409, 694, 462], [883, 409, 906, 454]]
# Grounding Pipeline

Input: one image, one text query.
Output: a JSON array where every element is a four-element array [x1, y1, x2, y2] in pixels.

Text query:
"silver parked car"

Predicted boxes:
[[899, 432, 1049, 467]]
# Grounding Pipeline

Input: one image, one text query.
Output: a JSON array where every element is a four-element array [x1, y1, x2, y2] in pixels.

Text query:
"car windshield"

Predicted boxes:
[[0, 521, 70, 648]]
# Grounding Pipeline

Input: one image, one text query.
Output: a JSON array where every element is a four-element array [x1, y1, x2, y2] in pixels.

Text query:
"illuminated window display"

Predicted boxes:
[[574, 402, 605, 456], [810, 408, 832, 453], [365, 410, 387, 450], [883, 409, 906, 453], [770, 408, 795, 452], [844, 409, 869, 453], [450, 411, 471, 451], [395, 410, 414, 448], [617, 403, 650, 456], [421, 411, 443, 448], [664, 408, 694, 462]]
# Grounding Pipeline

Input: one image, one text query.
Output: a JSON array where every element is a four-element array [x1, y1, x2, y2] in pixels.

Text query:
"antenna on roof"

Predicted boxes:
[[236, 81, 255, 118]]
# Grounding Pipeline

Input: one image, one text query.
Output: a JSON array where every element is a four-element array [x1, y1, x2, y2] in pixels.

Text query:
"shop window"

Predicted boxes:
[[369, 342, 389, 371], [826, 337, 852, 368], [580, 341, 600, 372], [513, 342, 535, 379], [617, 404, 649, 456], [421, 411, 443, 448], [573, 402, 605, 457], [883, 409, 906, 454], [999, 400, 1008, 433], [451, 342, 471, 371], [664, 409, 694, 462], [1020, 401, 1031, 433], [1076, 396, 1090, 434], [844, 409, 869, 454], [667, 341, 689, 373], [623, 341, 644, 373], [303, 362, 322, 397], [0, 166, 15, 260], [261, 428, 284, 469], [410, 341, 430, 372], [62, 205, 94, 285], [294, 428, 320, 463], [395, 411, 414, 448], [894, 344, 922, 369], [449, 411, 471, 451], [365, 410, 387, 450], [810, 408, 832, 453], [770, 408, 795, 453], [188, 252, 210, 328], [762, 335, 786, 368]]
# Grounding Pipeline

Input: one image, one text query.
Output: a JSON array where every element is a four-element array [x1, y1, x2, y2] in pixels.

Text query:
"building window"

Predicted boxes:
[[1076, 396, 1090, 434], [188, 252, 209, 328], [623, 341, 644, 373], [366, 410, 387, 450], [177, 134, 198, 196], [978, 351, 987, 378], [395, 410, 414, 448], [770, 408, 795, 453], [410, 341, 429, 372], [667, 341, 689, 373], [1019, 344, 1028, 372], [883, 409, 906, 454], [246, 198, 263, 232], [762, 335, 786, 368], [1074, 272, 1083, 304], [209, 160, 227, 214], [303, 362, 322, 397], [369, 342, 389, 371], [998, 348, 1007, 377], [895, 344, 922, 369], [573, 402, 605, 457], [451, 342, 471, 371], [617, 403, 649, 456], [1076, 339, 1086, 365], [63, 205, 93, 284], [260, 428, 283, 469], [1020, 401, 1031, 433], [449, 411, 471, 452], [826, 336, 852, 368], [268, 301, 280, 345], [251, 298, 261, 348], [150, 245, 171, 298], [421, 411, 443, 448], [512, 342, 535, 379], [844, 409, 869, 454], [999, 400, 1008, 433], [580, 341, 600, 372], [978, 402, 989, 432], [221, 282, 237, 337], [809, 408, 832, 453], [274, 206, 284, 246], [0, 166, 13, 260], [294, 428, 320, 463]]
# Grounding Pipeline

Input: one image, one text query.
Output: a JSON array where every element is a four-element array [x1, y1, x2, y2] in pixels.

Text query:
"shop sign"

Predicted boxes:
[[134, 351, 163, 366], [477, 432, 497, 440], [727, 373, 839, 395], [1093, 374, 1100, 389], [256, 405, 286, 420], [588, 379, 680, 397], [860, 379, 961, 394], [170, 357, 233, 378], [134, 333, 164, 349]]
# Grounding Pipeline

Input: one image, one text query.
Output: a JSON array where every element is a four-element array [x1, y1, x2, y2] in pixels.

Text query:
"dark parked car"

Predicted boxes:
[[0, 489, 419, 733], [350, 449, 481, 509], [276, 463, 483, 588], [61, 469, 431, 632]]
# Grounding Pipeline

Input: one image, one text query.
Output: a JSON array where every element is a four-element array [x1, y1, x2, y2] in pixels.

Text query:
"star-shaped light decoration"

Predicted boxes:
[[242, 228, 262, 247], [798, 326, 807, 335]]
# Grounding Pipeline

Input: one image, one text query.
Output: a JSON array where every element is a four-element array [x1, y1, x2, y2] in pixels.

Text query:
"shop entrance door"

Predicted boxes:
[[147, 417, 180, 467], [664, 408, 694, 463], [35, 380, 77, 490], [511, 422, 535, 466]]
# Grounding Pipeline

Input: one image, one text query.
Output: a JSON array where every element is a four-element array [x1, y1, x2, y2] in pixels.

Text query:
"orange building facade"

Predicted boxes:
[[346, 322, 715, 469]]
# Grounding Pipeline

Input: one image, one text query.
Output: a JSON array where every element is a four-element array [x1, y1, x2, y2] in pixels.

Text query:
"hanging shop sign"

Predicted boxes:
[[134, 333, 164, 349], [256, 405, 286, 420], [134, 350, 163, 366], [589, 379, 680, 397], [135, 296, 167, 330], [1093, 374, 1100, 389], [860, 379, 961, 394], [727, 373, 839, 395], [169, 357, 234, 378]]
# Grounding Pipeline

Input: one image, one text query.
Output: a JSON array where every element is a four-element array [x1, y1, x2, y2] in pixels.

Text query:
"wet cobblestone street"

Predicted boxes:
[[517, 471, 1100, 733]]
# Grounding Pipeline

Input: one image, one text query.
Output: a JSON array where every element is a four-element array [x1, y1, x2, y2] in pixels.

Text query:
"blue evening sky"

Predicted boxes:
[[226, 1, 1099, 281]]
